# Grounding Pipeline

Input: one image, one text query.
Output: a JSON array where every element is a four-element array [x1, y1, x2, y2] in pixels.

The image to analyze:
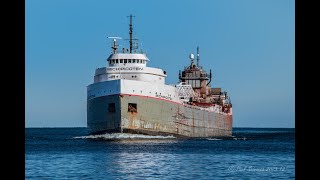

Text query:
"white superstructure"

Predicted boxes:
[[88, 14, 231, 114], [88, 46, 231, 114], [94, 53, 166, 84]]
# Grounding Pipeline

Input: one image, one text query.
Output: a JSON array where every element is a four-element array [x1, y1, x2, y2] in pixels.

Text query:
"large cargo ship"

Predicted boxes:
[[87, 15, 233, 137]]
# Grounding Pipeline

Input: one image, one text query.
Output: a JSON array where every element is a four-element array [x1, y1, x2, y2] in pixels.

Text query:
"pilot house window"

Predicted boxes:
[[128, 103, 137, 113], [108, 103, 116, 113]]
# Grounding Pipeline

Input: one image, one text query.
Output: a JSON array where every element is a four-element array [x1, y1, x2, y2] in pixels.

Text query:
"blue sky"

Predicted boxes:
[[26, 0, 295, 128]]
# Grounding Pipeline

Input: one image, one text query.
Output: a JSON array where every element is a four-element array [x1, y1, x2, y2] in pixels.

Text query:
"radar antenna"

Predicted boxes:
[[107, 37, 122, 54]]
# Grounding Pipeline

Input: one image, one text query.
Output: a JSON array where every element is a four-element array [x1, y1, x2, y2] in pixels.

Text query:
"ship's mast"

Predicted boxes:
[[107, 37, 122, 54], [128, 14, 135, 53], [197, 46, 200, 67]]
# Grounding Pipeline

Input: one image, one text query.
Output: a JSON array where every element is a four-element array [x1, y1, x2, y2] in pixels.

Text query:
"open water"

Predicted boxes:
[[26, 128, 295, 179]]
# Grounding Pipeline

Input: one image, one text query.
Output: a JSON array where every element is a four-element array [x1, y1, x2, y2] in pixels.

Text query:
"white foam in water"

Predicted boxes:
[[73, 133, 176, 140], [207, 138, 222, 141], [233, 137, 247, 140]]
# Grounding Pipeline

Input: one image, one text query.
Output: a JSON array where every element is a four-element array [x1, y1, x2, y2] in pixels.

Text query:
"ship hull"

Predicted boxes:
[[87, 94, 232, 137]]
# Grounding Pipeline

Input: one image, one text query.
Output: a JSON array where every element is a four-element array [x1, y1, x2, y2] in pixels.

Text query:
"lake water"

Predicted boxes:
[[26, 128, 295, 179]]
